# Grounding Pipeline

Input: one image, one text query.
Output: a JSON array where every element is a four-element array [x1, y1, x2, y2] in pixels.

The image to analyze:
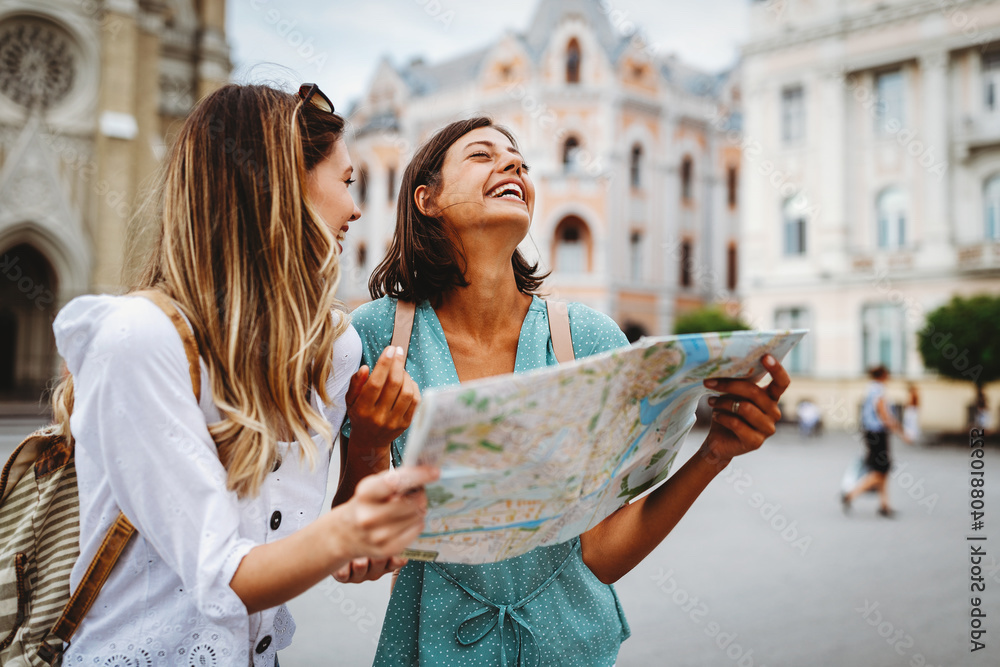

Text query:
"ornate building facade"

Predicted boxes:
[[340, 0, 742, 344], [741, 0, 1000, 430], [0, 0, 229, 402]]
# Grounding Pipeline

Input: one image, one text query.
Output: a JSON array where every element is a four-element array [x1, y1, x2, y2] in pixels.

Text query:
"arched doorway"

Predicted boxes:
[[0, 243, 59, 401]]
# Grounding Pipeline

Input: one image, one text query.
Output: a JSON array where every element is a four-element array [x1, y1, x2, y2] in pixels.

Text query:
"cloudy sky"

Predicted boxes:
[[227, 0, 750, 107]]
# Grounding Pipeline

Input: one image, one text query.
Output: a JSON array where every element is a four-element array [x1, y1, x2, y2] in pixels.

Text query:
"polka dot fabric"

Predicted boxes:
[[344, 296, 632, 666]]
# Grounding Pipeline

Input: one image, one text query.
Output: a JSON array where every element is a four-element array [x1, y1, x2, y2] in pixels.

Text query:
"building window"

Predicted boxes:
[[726, 243, 738, 291], [782, 197, 807, 256], [875, 69, 904, 134], [876, 187, 908, 250], [357, 165, 368, 206], [726, 166, 738, 208], [781, 85, 805, 144], [553, 216, 591, 273], [680, 155, 693, 202], [775, 307, 811, 374], [386, 166, 396, 203], [984, 51, 1000, 112], [566, 38, 581, 84], [629, 231, 643, 282], [862, 303, 906, 374], [679, 239, 693, 287], [563, 136, 580, 173], [985, 174, 1000, 240], [630, 144, 643, 188]]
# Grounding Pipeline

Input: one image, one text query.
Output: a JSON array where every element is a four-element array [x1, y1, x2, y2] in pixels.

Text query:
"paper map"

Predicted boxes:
[[400, 329, 808, 564]]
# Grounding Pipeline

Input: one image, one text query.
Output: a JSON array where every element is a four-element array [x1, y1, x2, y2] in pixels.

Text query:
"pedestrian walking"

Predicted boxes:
[[842, 365, 911, 517]]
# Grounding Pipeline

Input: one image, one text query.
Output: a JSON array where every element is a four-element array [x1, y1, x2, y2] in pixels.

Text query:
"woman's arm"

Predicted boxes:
[[876, 396, 912, 444], [333, 345, 420, 506], [580, 355, 790, 584], [231, 465, 436, 613], [73, 299, 435, 614]]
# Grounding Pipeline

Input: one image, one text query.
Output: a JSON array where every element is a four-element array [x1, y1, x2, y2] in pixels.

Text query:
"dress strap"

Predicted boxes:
[[430, 540, 581, 667]]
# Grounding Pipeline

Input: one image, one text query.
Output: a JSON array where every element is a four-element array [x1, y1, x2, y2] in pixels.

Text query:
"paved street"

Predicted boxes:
[[3, 423, 997, 666]]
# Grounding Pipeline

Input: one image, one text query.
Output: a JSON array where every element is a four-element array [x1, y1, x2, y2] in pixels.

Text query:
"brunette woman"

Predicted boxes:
[[48, 83, 435, 664], [339, 117, 790, 666]]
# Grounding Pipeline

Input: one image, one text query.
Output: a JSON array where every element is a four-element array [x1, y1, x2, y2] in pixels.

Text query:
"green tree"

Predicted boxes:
[[918, 294, 1000, 389], [673, 306, 750, 335]]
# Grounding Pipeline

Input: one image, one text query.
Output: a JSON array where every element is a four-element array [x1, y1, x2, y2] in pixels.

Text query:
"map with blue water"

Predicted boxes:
[[401, 329, 808, 564]]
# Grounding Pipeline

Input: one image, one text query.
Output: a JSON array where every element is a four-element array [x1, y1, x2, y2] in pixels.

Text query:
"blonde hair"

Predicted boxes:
[[53, 84, 349, 498]]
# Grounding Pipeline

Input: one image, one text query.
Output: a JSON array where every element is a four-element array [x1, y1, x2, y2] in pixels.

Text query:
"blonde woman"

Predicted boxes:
[[49, 83, 435, 665]]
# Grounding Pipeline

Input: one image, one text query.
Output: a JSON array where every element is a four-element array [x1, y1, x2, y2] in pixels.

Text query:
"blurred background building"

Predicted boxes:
[[0, 0, 229, 404], [741, 0, 1000, 431], [1, 0, 997, 433], [340, 0, 743, 343]]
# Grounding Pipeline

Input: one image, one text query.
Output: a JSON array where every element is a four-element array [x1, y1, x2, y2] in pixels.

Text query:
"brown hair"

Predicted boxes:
[[368, 117, 547, 302], [53, 83, 349, 498], [869, 365, 889, 380]]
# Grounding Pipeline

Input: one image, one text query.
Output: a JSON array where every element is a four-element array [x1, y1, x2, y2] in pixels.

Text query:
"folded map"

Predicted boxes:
[[401, 329, 808, 564]]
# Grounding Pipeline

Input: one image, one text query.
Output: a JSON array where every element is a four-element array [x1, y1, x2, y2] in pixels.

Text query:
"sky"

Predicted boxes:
[[227, 0, 750, 108]]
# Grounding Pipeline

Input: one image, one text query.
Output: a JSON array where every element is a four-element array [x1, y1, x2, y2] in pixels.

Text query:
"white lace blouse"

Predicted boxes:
[[53, 295, 361, 666]]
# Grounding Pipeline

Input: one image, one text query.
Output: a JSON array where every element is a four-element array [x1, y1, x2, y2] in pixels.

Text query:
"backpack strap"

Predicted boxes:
[[391, 299, 416, 360], [545, 300, 575, 364], [37, 290, 203, 663], [132, 289, 202, 403], [388, 298, 575, 365]]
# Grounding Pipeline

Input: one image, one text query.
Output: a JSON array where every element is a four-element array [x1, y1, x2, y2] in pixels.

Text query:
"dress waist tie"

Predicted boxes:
[[429, 540, 580, 667]]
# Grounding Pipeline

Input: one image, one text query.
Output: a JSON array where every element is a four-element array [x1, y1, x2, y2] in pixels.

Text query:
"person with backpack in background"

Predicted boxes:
[[842, 365, 911, 517], [2, 82, 436, 665]]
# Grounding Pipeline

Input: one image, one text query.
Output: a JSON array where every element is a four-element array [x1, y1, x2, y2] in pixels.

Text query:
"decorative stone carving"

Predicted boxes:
[[0, 19, 76, 110]]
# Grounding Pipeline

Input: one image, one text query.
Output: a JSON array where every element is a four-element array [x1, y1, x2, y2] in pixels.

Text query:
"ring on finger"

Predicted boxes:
[[732, 400, 741, 415]]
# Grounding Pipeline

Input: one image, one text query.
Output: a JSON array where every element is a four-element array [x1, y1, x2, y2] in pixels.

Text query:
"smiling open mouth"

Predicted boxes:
[[487, 182, 524, 201]]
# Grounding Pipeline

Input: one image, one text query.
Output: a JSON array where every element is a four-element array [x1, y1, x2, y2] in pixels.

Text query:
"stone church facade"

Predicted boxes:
[[0, 0, 228, 402]]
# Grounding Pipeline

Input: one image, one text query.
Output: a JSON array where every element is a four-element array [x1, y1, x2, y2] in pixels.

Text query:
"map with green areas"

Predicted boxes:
[[401, 329, 807, 564]]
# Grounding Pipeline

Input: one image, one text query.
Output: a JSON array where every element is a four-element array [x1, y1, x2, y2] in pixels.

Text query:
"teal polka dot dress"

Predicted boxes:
[[343, 295, 632, 666]]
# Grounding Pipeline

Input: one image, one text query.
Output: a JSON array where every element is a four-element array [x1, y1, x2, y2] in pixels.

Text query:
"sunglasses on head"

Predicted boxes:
[[298, 83, 334, 114]]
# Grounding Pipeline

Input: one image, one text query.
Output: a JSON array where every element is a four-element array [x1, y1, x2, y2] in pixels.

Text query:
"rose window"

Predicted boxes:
[[0, 19, 76, 109]]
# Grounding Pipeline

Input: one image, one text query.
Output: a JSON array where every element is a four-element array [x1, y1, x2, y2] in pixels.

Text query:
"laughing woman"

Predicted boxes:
[[339, 117, 790, 666], [46, 84, 435, 665]]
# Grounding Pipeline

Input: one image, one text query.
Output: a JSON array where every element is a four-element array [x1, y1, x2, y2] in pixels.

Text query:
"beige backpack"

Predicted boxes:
[[0, 290, 201, 665]]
